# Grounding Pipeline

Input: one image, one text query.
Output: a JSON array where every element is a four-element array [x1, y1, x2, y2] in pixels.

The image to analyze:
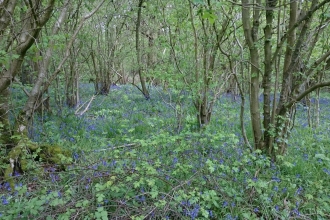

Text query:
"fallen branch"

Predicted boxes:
[[95, 143, 139, 152], [75, 95, 96, 116]]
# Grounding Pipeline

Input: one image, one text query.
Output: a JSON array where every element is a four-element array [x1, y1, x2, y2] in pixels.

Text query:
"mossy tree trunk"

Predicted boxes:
[[0, 88, 13, 148]]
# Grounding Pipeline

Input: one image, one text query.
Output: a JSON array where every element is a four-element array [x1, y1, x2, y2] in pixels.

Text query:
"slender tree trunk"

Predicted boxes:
[[241, 0, 263, 150], [263, 0, 277, 156], [136, 0, 150, 99]]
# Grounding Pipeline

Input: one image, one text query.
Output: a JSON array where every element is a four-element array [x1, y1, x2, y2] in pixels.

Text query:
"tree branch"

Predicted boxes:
[[272, 0, 330, 63], [287, 81, 330, 109]]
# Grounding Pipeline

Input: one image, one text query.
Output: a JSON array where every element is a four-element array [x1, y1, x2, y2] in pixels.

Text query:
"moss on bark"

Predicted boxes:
[[3, 136, 72, 189]]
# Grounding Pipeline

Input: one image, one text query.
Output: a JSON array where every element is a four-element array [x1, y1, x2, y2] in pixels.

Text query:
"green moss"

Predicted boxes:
[[4, 136, 72, 187], [8, 145, 23, 160], [39, 144, 72, 165], [20, 158, 28, 171]]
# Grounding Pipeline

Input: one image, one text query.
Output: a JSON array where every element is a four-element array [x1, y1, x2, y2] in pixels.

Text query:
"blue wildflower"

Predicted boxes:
[[2, 197, 8, 205], [295, 187, 303, 196]]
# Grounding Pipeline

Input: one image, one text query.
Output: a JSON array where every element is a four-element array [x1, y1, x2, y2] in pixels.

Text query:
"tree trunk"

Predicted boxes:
[[136, 0, 150, 99], [0, 88, 13, 147], [22, 0, 69, 127], [263, 0, 277, 155], [241, 0, 263, 150]]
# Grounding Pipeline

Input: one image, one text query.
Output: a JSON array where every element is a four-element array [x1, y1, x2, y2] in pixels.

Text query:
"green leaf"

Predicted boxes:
[[97, 193, 105, 202], [206, 159, 215, 173], [193, 0, 204, 5], [315, 154, 330, 161], [150, 190, 159, 199], [242, 212, 251, 218]]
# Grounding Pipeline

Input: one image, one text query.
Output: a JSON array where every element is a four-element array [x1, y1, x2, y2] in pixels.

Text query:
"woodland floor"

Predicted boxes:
[[1, 84, 330, 219]]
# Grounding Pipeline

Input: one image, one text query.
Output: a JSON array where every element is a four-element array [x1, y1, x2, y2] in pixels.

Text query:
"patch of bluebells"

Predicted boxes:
[[271, 175, 281, 182], [323, 168, 330, 175], [181, 201, 200, 220], [1, 196, 9, 205], [0, 182, 11, 191], [291, 201, 301, 217]]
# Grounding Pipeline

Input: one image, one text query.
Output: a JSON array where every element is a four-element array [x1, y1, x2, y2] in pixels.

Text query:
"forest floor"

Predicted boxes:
[[1, 84, 330, 219]]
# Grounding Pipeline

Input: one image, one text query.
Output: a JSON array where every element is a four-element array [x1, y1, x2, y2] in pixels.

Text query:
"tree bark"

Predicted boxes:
[[241, 0, 263, 150], [263, 0, 277, 156], [22, 0, 70, 122], [136, 0, 150, 99]]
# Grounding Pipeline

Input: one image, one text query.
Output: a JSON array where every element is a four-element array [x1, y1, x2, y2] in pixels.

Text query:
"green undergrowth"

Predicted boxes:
[[1, 85, 330, 219]]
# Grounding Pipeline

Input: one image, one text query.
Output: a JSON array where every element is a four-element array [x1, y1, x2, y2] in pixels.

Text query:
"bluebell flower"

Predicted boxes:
[[225, 214, 238, 220], [303, 154, 308, 160], [2, 196, 9, 205], [136, 195, 146, 202], [295, 187, 303, 196], [291, 208, 300, 216], [73, 152, 79, 161], [323, 168, 330, 175], [254, 207, 259, 213], [190, 204, 200, 219], [3, 182, 11, 191], [271, 176, 281, 182]]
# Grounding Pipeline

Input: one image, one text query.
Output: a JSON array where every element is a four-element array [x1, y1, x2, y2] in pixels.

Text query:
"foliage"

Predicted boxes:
[[1, 85, 330, 219]]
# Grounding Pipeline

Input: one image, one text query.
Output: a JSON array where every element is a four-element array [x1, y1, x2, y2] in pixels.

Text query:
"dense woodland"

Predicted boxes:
[[1, 0, 330, 219]]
